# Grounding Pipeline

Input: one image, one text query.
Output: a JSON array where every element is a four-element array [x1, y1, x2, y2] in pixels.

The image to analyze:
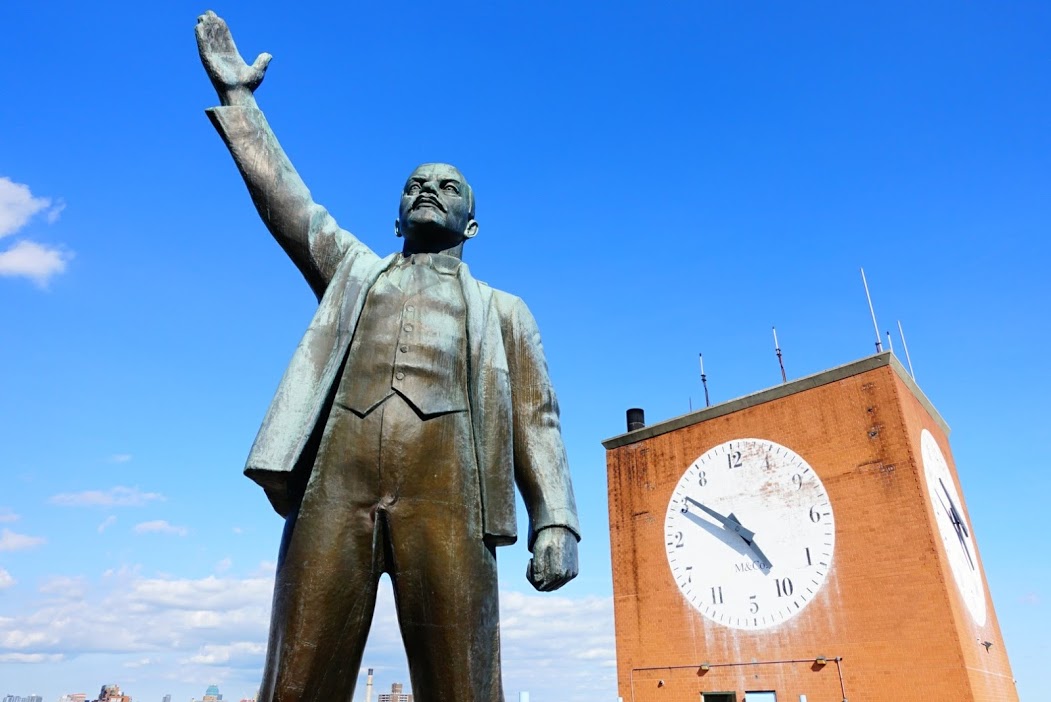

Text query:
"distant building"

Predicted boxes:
[[93, 686, 130, 702], [376, 683, 412, 702], [58, 694, 87, 702], [162, 695, 171, 702]]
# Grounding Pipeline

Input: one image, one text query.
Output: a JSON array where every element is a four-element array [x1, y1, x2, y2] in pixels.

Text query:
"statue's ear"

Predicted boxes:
[[463, 219, 479, 240], [394, 219, 402, 238]]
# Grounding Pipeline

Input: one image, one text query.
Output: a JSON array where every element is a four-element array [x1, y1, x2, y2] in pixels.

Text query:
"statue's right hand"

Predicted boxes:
[[195, 10, 272, 105]]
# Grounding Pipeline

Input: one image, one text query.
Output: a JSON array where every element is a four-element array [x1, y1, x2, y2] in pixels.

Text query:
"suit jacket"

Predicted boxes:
[[207, 105, 579, 549]]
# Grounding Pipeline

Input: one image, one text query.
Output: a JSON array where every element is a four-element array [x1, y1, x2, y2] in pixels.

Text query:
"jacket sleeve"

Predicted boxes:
[[206, 105, 377, 300], [502, 297, 581, 549]]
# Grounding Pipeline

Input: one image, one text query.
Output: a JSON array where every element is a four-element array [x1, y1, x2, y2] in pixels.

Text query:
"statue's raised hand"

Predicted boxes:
[[196, 10, 272, 106]]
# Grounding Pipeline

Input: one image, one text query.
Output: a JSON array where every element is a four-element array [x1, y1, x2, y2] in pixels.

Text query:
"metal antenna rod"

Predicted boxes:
[[772, 326, 787, 383], [699, 353, 711, 407], [897, 320, 916, 380], [860, 268, 883, 353], [885, 331, 894, 353]]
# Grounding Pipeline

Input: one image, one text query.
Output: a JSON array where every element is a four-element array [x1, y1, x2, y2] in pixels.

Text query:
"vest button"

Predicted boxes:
[[395, 372, 405, 381], [406, 305, 415, 313], [404, 324, 414, 332], [400, 345, 408, 353]]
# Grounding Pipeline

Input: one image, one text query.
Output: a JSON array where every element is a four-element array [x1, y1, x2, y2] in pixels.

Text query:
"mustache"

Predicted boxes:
[[412, 195, 446, 212]]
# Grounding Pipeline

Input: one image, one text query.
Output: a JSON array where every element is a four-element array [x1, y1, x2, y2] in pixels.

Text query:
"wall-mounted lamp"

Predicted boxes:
[[657, 680, 665, 688], [981, 640, 993, 652], [699, 663, 711, 672], [814, 656, 828, 667]]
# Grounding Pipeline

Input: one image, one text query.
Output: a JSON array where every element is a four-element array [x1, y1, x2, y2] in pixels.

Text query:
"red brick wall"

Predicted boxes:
[[606, 364, 1018, 702]]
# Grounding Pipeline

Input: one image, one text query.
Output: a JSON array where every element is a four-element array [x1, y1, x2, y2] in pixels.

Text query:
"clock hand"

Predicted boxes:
[[940, 478, 969, 538], [955, 524, 976, 570], [682, 497, 756, 543], [934, 484, 976, 570], [726, 512, 773, 569]]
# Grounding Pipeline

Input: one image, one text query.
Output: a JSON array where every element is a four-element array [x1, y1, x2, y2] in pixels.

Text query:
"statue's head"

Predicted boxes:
[[395, 163, 478, 254]]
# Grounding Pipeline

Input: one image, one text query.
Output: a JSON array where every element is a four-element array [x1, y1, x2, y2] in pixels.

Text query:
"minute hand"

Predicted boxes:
[[683, 497, 756, 543]]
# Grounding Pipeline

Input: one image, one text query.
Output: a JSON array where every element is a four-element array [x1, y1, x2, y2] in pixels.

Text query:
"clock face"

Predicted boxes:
[[664, 438, 835, 631], [920, 429, 986, 626]]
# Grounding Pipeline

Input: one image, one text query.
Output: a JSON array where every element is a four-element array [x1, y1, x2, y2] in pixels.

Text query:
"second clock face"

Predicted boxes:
[[664, 438, 835, 630], [920, 429, 987, 626]]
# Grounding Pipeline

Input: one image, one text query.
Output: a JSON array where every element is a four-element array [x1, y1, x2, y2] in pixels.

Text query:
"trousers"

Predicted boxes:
[[258, 391, 504, 702]]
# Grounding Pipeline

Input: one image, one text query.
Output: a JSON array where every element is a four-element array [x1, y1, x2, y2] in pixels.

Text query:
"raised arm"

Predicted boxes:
[[195, 11, 373, 298]]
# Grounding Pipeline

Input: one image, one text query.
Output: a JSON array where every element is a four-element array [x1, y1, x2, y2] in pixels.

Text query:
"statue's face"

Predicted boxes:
[[398, 163, 476, 250]]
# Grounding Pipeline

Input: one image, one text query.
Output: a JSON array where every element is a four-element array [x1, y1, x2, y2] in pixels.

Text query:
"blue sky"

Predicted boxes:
[[1, 1, 1048, 700]]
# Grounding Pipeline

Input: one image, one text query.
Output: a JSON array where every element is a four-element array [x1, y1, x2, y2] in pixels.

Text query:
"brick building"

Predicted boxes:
[[604, 353, 1018, 702]]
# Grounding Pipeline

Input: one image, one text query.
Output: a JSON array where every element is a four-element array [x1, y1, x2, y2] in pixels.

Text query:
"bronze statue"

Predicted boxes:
[[195, 10, 580, 702]]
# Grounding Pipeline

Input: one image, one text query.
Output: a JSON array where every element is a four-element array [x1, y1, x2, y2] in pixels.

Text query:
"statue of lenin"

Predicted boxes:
[[195, 10, 581, 702]]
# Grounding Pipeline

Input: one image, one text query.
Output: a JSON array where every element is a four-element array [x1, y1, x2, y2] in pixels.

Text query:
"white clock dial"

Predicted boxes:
[[920, 429, 986, 626], [664, 438, 835, 631]]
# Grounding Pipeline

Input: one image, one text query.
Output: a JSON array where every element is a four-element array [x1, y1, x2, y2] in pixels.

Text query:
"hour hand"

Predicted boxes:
[[940, 478, 969, 538], [682, 497, 756, 543], [726, 512, 773, 569]]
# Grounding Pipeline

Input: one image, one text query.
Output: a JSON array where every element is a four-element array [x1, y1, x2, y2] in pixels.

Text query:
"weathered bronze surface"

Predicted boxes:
[[195, 11, 580, 702]]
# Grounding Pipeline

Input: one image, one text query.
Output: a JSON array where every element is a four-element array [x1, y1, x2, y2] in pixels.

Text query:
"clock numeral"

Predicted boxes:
[[775, 577, 794, 598], [805, 547, 812, 566], [792, 473, 803, 490], [685, 566, 693, 584], [711, 586, 724, 604], [809, 505, 824, 523], [697, 471, 707, 487], [727, 451, 743, 470], [674, 531, 684, 548], [749, 595, 759, 614]]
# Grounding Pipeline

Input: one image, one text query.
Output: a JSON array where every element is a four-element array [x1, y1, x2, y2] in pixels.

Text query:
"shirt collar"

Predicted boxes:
[[396, 252, 463, 275]]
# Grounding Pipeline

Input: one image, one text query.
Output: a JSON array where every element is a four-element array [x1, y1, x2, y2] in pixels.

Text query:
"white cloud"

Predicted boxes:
[[109, 453, 133, 464], [46, 200, 66, 224], [0, 240, 71, 287], [124, 657, 155, 668], [0, 528, 46, 552], [185, 641, 265, 666], [133, 520, 189, 537], [0, 568, 15, 589], [499, 590, 617, 701], [0, 177, 50, 238], [0, 177, 71, 287], [50, 486, 164, 508], [39, 576, 87, 599], [0, 566, 615, 702], [0, 652, 64, 664], [0, 509, 19, 523], [215, 557, 233, 573], [98, 515, 118, 533]]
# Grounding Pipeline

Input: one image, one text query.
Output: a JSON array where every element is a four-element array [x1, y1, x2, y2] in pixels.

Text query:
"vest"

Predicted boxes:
[[336, 253, 470, 417]]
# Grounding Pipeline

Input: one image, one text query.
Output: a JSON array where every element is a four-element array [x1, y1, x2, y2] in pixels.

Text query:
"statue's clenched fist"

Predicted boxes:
[[195, 10, 271, 106], [527, 526, 579, 592]]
